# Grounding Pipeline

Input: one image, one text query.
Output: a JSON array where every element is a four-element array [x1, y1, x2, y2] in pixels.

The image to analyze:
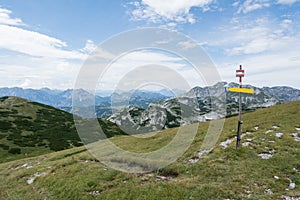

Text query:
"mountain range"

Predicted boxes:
[[0, 87, 172, 118], [0, 82, 299, 121], [108, 82, 300, 133]]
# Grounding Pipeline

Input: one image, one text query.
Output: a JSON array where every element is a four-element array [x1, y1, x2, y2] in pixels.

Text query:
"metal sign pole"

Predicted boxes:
[[236, 65, 243, 148], [228, 65, 253, 148], [236, 88, 242, 148]]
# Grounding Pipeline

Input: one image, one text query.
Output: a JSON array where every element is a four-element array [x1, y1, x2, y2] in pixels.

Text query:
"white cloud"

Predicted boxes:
[[0, 7, 24, 26], [0, 24, 86, 59], [238, 0, 270, 14], [221, 17, 296, 55], [280, 19, 292, 28], [0, 57, 82, 89], [129, 0, 214, 25], [0, 7, 92, 89], [80, 39, 97, 54], [177, 40, 198, 50], [210, 14, 300, 88], [20, 78, 32, 88], [237, 50, 300, 87], [277, 0, 300, 4], [96, 50, 205, 91], [88, 47, 116, 60], [232, 1, 240, 7], [0, 7, 88, 60]]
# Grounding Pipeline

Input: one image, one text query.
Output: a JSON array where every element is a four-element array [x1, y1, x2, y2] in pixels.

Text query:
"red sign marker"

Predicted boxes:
[[236, 69, 245, 77]]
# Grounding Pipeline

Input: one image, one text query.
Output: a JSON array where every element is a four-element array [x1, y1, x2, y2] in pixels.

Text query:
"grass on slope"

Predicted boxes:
[[0, 96, 125, 163], [0, 101, 299, 199]]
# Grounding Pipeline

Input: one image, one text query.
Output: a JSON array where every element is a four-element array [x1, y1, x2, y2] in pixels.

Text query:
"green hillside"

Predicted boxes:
[[0, 100, 299, 199], [0, 96, 125, 163]]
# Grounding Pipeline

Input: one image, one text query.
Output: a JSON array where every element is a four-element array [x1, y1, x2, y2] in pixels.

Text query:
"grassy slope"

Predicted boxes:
[[0, 101, 299, 199], [0, 96, 125, 163]]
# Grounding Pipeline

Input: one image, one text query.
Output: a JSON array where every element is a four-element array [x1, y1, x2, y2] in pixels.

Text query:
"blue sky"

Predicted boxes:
[[0, 0, 299, 90]]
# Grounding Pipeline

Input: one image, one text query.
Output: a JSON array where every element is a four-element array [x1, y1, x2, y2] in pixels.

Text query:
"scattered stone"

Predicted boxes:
[[282, 196, 300, 200], [219, 132, 253, 149], [220, 137, 235, 149], [22, 163, 29, 168], [275, 132, 283, 138], [254, 126, 259, 131], [12, 161, 41, 170], [14, 163, 33, 170], [88, 190, 100, 196], [292, 133, 300, 142], [146, 173, 154, 177], [244, 190, 252, 198], [274, 176, 279, 180], [295, 127, 300, 131], [26, 172, 47, 185], [141, 176, 150, 182], [26, 177, 35, 185], [293, 166, 300, 173], [289, 183, 296, 190], [197, 148, 212, 157], [188, 157, 199, 163], [246, 138, 253, 142], [253, 182, 264, 187], [242, 142, 250, 147], [264, 188, 273, 194], [188, 148, 212, 163], [156, 175, 171, 181], [218, 133, 248, 150], [258, 153, 273, 159], [265, 130, 273, 134], [268, 140, 275, 143], [272, 125, 280, 129], [268, 149, 275, 154], [245, 190, 251, 194]]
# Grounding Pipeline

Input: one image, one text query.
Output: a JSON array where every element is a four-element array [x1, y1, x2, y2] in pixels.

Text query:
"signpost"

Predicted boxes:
[[229, 65, 254, 148]]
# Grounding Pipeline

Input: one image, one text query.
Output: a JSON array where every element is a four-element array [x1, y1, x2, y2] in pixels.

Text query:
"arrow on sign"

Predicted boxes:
[[228, 87, 254, 94]]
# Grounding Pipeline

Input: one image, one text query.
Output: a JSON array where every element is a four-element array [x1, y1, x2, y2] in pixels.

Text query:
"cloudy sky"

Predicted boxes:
[[0, 0, 299, 90]]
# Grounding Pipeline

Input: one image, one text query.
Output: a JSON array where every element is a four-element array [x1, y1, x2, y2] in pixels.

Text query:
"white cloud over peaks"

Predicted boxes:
[[0, 7, 24, 26], [238, 0, 270, 14], [97, 50, 205, 91], [130, 0, 213, 25]]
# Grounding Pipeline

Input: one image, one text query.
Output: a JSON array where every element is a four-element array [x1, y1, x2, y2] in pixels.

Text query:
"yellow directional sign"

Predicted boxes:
[[229, 87, 254, 94]]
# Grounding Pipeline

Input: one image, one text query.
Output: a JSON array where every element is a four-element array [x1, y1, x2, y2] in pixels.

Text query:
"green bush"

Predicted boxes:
[[0, 143, 9, 150], [0, 121, 12, 131], [8, 147, 21, 154]]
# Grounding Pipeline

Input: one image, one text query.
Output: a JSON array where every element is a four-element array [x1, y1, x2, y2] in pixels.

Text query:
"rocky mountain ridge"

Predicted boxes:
[[0, 83, 299, 120], [108, 82, 299, 133]]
